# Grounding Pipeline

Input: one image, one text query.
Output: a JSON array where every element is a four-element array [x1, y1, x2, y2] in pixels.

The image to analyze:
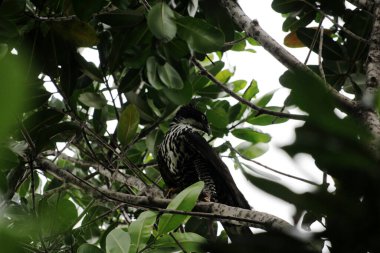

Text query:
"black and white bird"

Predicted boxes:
[[157, 104, 253, 240]]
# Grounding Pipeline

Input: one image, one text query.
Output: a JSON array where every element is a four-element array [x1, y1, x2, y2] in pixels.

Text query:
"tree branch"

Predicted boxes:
[[347, 0, 375, 11], [38, 157, 295, 233], [219, 0, 358, 114], [191, 58, 307, 121], [57, 153, 163, 197], [361, 3, 380, 154]]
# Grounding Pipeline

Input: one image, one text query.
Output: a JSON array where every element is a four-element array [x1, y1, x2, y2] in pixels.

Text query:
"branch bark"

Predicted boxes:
[[347, 0, 375, 11], [361, 3, 380, 154], [38, 157, 295, 234], [219, 0, 358, 114]]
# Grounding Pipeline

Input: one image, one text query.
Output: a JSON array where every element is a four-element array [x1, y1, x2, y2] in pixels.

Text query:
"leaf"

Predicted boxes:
[[22, 109, 64, 136], [207, 107, 229, 129], [153, 232, 206, 252], [146, 57, 165, 90], [232, 128, 271, 144], [236, 142, 268, 159], [284, 31, 305, 48], [246, 107, 289, 125], [0, 43, 8, 60], [176, 16, 225, 53], [119, 69, 141, 93], [106, 227, 131, 253], [129, 211, 157, 253], [72, 0, 107, 21], [96, 9, 144, 27], [78, 244, 104, 253], [271, 0, 304, 14], [117, 104, 140, 146], [75, 53, 104, 82], [282, 10, 316, 32], [158, 181, 204, 235], [157, 63, 184, 89], [231, 80, 247, 92], [0, 17, 19, 42], [78, 92, 107, 109], [254, 90, 276, 107], [162, 81, 193, 105], [51, 20, 99, 47], [243, 79, 259, 100], [296, 27, 346, 60], [147, 2, 177, 42]]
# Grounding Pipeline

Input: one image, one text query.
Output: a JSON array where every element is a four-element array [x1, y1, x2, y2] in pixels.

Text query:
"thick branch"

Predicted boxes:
[[361, 3, 380, 153], [38, 157, 295, 233], [219, 0, 358, 114], [191, 58, 307, 121], [347, 0, 375, 11], [58, 154, 163, 197]]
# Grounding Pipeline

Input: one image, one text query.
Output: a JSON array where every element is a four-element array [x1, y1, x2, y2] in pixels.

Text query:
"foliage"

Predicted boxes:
[[0, 0, 379, 252]]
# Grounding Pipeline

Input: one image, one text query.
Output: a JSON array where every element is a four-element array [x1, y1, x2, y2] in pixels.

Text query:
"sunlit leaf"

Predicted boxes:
[[106, 227, 130, 253], [158, 181, 204, 235], [129, 211, 157, 253], [236, 142, 268, 159], [232, 128, 271, 144], [78, 243, 104, 253], [153, 232, 206, 252]]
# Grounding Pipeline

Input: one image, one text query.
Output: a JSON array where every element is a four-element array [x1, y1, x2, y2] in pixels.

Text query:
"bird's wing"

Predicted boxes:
[[183, 131, 251, 209]]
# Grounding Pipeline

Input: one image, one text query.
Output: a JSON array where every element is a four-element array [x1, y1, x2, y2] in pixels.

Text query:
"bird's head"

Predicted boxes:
[[173, 104, 211, 134]]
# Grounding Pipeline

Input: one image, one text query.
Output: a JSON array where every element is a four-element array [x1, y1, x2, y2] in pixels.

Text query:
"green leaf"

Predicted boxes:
[[0, 43, 8, 60], [246, 107, 289, 125], [129, 211, 157, 253], [176, 16, 225, 53], [255, 90, 276, 107], [22, 109, 64, 136], [157, 63, 184, 89], [153, 232, 206, 252], [236, 142, 268, 159], [119, 69, 141, 93], [117, 104, 140, 146], [78, 92, 107, 109], [158, 181, 204, 235], [0, 17, 19, 42], [243, 79, 259, 100], [51, 20, 99, 47], [75, 53, 104, 82], [232, 128, 271, 144], [271, 0, 304, 14], [39, 196, 78, 236], [96, 9, 144, 27], [72, 0, 107, 21], [231, 80, 247, 92], [162, 81, 193, 105], [0, 147, 19, 172], [282, 10, 316, 32], [147, 2, 177, 42], [146, 57, 165, 90], [78, 244, 104, 253], [207, 107, 229, 129], [106, 227, 130, 253]]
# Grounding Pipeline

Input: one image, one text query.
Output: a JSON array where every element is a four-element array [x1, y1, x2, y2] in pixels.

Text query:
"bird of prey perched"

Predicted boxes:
[[157, 104, 253, 241]]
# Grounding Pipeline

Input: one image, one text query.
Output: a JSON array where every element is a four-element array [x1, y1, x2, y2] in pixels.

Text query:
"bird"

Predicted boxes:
[[157, 103, 253, 241]]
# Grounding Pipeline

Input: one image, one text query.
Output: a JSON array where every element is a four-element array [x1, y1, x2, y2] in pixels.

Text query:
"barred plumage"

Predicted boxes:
[[157, 104, 253, 241]]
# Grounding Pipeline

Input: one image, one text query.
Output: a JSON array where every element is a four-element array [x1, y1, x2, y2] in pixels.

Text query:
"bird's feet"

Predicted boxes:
[[165, 187, 180, 198]]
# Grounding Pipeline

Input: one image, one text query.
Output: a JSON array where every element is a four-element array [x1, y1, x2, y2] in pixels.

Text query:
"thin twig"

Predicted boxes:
[[318, 25, 326, 82], [191, 58, 308, 121]]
